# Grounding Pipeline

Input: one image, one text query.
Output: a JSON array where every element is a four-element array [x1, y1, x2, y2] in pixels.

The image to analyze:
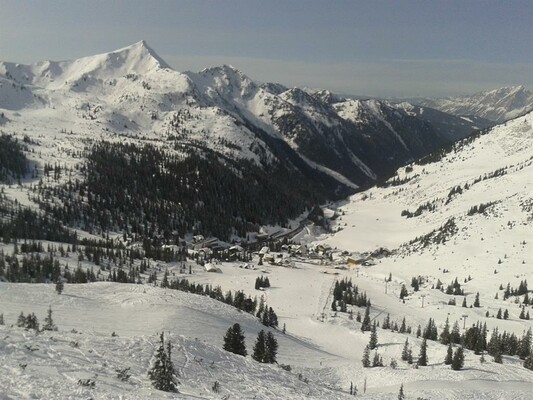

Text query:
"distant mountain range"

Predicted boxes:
[[397, 86, 533, 123], [0, 40, 525, 238], [0, 41, 491, 190]]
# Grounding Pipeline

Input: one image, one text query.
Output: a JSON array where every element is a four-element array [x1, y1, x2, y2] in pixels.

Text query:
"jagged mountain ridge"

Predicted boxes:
[[408, 86, 533, 123], [0, 41, 484, 190]]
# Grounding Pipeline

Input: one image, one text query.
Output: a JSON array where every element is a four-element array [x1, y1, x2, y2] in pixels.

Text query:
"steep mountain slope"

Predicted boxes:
[[394, 102, 494, 141], [325, 110, 533, 255], [412, 86, 533, 123]]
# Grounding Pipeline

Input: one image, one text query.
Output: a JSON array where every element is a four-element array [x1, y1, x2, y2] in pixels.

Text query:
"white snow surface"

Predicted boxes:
[[1, 43, 533, 399]]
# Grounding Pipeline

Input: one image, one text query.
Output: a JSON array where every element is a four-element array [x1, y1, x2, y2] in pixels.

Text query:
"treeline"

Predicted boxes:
[[415, 126, 492, 166], [164, 277, 279, 328], [331, 278, 371, 312], [34, 141, 324, 242], [401, 200, 437, 218], [0, 202, 77, 244], [375, 315, 533, 370]]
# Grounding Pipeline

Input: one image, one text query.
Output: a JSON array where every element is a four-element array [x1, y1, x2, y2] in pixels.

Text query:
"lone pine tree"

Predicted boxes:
[[148, 332, 178, 392], [55, 279, 64, 295], [398, 383, 405, 400], [223, 323, 247, 356], [369, 321, 378, 349], [401, 338, 411, 362], [361, 305, 371, 332], [42, 306, 57, 331]]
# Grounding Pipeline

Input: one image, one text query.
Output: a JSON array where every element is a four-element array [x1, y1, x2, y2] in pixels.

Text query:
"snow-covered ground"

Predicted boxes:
[[0, 42, 532, 398], [1, 114, 532, 398]]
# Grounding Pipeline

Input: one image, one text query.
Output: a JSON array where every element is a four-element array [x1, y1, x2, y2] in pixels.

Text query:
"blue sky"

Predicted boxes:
[[1, 0, 531, 97]]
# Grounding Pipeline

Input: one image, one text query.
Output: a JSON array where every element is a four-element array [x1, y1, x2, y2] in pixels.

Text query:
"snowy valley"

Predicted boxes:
[[0, 42, 532, 399]]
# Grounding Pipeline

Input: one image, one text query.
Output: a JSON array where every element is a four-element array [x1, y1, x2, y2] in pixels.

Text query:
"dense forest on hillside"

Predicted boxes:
[[0, 134, 28, 182], [34, 142, 326, 242]]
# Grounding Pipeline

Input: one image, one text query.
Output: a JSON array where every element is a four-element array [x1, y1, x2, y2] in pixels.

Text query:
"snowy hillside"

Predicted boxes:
[[1, 42, 533, 399], [0, 283, 354, 400], [411, 86, 533, 123], [1, 113, 531, 399]]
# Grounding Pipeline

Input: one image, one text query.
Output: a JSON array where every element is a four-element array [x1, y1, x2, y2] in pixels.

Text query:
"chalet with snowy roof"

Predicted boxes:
[[204, 263, 220, 273]]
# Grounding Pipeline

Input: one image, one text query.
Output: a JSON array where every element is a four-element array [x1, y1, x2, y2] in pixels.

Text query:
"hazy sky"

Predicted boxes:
[[1, 0, 531, 97]]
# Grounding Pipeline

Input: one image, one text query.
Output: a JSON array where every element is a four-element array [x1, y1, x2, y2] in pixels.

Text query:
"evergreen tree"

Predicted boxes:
[[518, 328, 532, 360], [148, 333, 178, 392], [0, 313, 3, 325], [372, 350, 383, 367], [382, 313, 391, 330], [369, 321, 378, 349], [444, 343, 453, 365], [252, 330, 266, 362], [401, 338, 410, 362], [399, 317, 406, 334], [503, 309, 509, 320], [473, 292, 480, 307], [440, 317, 451, 345], [42, 306, 57, 331], [398, 383, 405, 400], [524, 355, 533, 371], [411, 276, 420, 291], [223, 323, 247, 356], [161, 269, 169, 288], [264, 331, 278, 364], [451, 347, 465, 370], [399, 284, 408, 299], [418, 338, 428, 366], [25, 313, 39, 331], [362, 345, 370, 368], [55, 279, 64, 295], [451, 321, 461, 344], [361, 305, 371, 332], [423, 317, 438, 341], [17, 312, 25, 328]]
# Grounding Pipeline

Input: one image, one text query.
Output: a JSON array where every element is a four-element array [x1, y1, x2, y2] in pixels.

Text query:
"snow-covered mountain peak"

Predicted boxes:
[[260, 81, 288, 95], [308, 89, 344, 105], [10, 41, 168, 87], [111, 39, 171, 70], [194, 64, 257, 99], [280, 87, 329, 111], [52, 40, 171, 83], [412, 85, 533, 123]]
